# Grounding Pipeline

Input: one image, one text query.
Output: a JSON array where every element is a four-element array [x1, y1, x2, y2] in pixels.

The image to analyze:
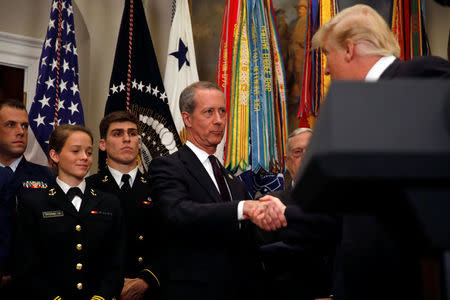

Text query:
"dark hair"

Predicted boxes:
[[99, 111, 138, 139], [179, 81, 223, 114], [0, 98, 26, 112], [49, 124, 93, 155]]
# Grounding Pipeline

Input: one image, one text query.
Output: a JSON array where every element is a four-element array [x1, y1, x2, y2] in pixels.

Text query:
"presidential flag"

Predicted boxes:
[[26, 0, 84, 164], [164, 0, 199, 142], [103, 0, 181, 172]]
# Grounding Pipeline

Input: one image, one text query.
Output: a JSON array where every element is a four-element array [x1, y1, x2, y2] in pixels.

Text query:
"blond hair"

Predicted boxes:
[[311, 4, 400, 57]]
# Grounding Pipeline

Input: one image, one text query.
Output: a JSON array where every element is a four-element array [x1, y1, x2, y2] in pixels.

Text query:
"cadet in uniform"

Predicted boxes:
[[14, 124, 125, 300], [87, 111, 160, 300]]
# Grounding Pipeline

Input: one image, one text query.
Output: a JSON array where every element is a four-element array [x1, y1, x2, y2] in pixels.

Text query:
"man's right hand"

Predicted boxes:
[[244, 197, 287, 231]]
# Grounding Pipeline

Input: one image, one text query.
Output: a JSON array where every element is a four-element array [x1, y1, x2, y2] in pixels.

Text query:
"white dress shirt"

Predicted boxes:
[[186, 141, 245, 220], [108, 165, 138, 189], [365, 55, 396, 82], [56, 177, 86, 211]]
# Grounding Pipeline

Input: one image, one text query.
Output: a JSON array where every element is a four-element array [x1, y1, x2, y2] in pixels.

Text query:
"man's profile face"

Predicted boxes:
[[0, 106, 29, 163], [285, 131, 312, 180], [323, 37, 351, 80], [183, 88, 226, 153], [99, 121, 139, 167]]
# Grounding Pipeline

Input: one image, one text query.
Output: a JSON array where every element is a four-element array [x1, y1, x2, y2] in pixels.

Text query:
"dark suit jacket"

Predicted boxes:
[[0, 158, 54, 273], [148, 145, 262, 300], [13, 183, 125, 300], [86, 169, 161, 295], [333, 56, 450, 300], [258, 186, 340, 299]]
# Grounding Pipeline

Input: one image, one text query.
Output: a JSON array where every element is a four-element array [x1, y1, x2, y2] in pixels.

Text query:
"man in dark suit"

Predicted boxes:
[[305, 4, 450, 300], [256, 128, 340, 300], [86, 111, 160, 300], [0, 98, 54, 294], [148, 81, 285, 300]]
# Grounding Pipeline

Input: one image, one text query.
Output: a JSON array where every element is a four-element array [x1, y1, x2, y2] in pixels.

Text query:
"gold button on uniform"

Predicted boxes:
[[138, 235, 144, 241], [75, 225, 81, 232], [138, 257, 143, 263], [77, 283, 83, 290], [76, 263, 83, 270], [76, 244, 82, 251]]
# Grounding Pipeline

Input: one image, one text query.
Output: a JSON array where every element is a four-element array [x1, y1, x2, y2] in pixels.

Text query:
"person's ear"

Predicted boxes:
[[182, 111, 192, 128], [49, 149, 59, 165], [99, 139, 106, 151], [344, 40, 355, 62]]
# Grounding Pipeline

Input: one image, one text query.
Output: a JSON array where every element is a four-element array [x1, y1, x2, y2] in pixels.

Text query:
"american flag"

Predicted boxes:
[[29, 0, 84, 157]]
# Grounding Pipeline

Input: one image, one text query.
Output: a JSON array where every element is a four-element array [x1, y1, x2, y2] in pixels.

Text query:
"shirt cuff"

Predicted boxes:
[[237, 200, 245, 221]]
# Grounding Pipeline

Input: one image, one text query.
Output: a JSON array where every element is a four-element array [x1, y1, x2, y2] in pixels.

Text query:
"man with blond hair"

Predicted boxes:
[[309, 4, 449, 300]]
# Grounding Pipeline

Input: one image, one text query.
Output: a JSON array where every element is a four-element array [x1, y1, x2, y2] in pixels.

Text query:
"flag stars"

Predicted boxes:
[[66, 24, 72, 35], [160, 91, 168, 103], [57, 100, 65, 110], [110, 84, 119, 94], [48, 19, 55, 30], [45, 38, 52, 49], [138, 81, 144, 91], [68, 102, 79, 115], [73, 46, 78, 56], [33, 114, 46, 127], [41, 56, 47, 68], [62, 60, 70, 73], [45, 77, 55, 89], [152, 86, 159, 96], [60, 80, 67, 92], [38, 95, 51, 109], [119, 82, 125, 91], [67, 4, 73, 17], [132, 79, 138, 89], [51, 59, 58, 71], [63, 42, 72, 53], [52, 0, 58, 11], [70, 82, 79, 95], [145, 83, 152, 93]]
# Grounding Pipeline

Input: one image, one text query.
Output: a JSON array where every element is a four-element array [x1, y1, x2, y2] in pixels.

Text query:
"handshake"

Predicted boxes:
[[243, 195, 287, 231]]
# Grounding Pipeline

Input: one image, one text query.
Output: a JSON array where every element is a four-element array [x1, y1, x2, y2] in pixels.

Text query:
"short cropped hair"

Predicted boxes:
[[311, 4, 400, 57], [286, 127, 312, 155], [99, 111, 138, 139], [0, 98, 26, 112], [179, 81, 224, 114]]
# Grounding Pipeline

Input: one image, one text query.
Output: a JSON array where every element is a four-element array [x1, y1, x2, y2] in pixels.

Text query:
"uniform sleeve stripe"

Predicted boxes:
[[91, 296, 105, 300], [53, 297, 62, 300], [143, 268, 161, 287]]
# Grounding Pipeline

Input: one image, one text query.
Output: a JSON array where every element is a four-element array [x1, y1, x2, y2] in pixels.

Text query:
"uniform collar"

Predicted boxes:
[[56, 177, 86, 194], [0, 155, 23, 172]]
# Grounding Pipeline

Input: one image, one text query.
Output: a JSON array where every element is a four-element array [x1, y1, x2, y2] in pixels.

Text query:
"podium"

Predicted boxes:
[[292, 80, 450, 299]]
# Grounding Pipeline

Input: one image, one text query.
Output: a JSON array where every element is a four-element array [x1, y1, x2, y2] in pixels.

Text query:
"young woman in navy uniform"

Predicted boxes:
[[14, 124, 125, 300]]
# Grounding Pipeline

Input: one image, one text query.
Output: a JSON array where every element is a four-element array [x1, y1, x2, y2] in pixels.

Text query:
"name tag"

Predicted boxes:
[[42, 210, 64, 218]]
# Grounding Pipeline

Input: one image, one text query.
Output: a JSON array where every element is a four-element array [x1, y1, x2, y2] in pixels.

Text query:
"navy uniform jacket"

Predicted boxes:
[[13, 183, 125, 300], [148, 145, 262, 300], [333, 56, 450, 300], [0, 158, 54, 274], [86, 169, 161, 295]]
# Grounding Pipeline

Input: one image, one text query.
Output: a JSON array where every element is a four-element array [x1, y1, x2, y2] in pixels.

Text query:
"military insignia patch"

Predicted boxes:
[[142, 200, 152, 205], [48, 188, 56, 196], [101, 176, 108, 183], [140, 177, 147, 184], [91, 210, 112, 216], [23, 181, 48, 189], [42, 210, 64, 218], [90, 189, 97, 196]]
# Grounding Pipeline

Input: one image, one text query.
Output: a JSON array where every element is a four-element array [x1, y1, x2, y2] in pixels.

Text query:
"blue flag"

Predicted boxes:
[[29, 0, 84, 159]]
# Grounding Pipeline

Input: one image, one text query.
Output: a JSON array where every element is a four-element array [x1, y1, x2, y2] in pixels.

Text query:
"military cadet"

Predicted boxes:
[[14, 124, 125, 300], [0, 98, 54, 297], [86, 111, 160, 300]]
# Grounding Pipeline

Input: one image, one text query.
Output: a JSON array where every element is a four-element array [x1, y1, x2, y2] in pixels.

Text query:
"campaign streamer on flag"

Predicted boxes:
[[103, 0, 182, 172], [26, 0, 84, 165], [164, 0, 199, 143]]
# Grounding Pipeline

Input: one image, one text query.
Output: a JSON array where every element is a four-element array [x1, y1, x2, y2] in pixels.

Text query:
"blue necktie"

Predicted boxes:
[[208, 155, 231, 202]]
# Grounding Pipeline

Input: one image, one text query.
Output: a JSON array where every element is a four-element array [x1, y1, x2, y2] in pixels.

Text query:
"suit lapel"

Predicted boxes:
[[179, 146, 222, 202], [47, 184, 79, 217], [98, 169, 121, 194]]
